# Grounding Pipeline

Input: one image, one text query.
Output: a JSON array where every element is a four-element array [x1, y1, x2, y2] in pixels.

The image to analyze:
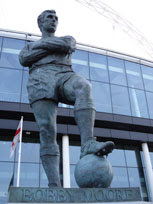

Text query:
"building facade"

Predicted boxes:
[[0, 29, 153, 203]]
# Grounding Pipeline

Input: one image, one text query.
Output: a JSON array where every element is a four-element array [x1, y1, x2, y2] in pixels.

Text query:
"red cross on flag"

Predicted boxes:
[[10, 117, 23, 158]]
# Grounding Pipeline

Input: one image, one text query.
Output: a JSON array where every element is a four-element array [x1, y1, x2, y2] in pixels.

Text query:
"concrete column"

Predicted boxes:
[[62, 135, 70, 188], [142, 143, 153, 201]]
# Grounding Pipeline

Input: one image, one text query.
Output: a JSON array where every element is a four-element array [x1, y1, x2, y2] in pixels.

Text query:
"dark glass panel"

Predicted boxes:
[[125, 61, 144, 89], [0, 37, 25, 69], [108, 57, 127, 86], [111, 84, 131, 116], [0, 68, 22, 102], [89, 53, 109, 82], [14, 163, 39, 187], [141, 65, 153, 92], [110, 167, 129, 187], [72, 50, 89, 79], [92, 81, 112, 113], [129, 88, 149, 118]]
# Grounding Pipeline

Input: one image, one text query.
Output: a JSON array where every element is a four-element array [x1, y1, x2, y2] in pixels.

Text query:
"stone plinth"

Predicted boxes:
[[8, 187, 141, 203]]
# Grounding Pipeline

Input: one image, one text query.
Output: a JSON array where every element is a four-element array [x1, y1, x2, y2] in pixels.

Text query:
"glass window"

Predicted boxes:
[[0, 37, 2, 52], [14, 163, 39, 187], [69, 146, 80, 165], [141, 65, 153, 92], [92, 81, 112, 113], [40, 163, 48, 187], [111, 84, 131, 116], [69, 145, 80, 188], [40, 163, 63, 187], [15, 142, 40, 163], [89, 53, 109, 82], [110, 167, 129, 187], [108, 57, 127, 86], [129, 88, 149, 118], [125, 61, 144, 89], [70, 165, 79, 188], [0, 37, 25, 69], [127, 168, 147, 201], [72, 50, 89, 79], [0, 68, 22, 102], [0, 162, 14, 204], [21, 71, 29, 103], [146, 92, 153, 119], [0, 141, 14, 162], [149, 150, 153, 167], [107, 148, 126, 167], [125, 146, 142, 167]]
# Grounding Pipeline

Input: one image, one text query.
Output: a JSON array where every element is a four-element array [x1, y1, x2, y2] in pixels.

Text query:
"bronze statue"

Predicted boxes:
[[19, 10, 114, 188]]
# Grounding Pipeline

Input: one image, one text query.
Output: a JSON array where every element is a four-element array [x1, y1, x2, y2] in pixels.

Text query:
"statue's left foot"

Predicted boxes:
[[80, 140, 114, 159], [95, 141, 114, 157]]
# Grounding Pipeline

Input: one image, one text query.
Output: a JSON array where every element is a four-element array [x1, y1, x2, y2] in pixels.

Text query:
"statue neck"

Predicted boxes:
[[41, 32, 55, 39]]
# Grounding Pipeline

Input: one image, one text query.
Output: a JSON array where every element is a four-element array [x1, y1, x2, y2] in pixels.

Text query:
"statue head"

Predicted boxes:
[[37, 10, 58, 34]]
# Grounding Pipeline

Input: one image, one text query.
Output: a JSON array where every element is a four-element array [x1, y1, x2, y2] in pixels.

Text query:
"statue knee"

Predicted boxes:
[[40, 143, 59, 157], [74, 79, 92, 97]]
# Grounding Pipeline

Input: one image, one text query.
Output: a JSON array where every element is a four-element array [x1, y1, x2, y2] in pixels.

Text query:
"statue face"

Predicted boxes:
[[42, 12, 58, 33]]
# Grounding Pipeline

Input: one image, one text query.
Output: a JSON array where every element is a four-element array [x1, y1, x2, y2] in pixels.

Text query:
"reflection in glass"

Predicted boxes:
[[15, 142, 40, 163], [72, 50, 89, 79], [108, 57, 127, 86], [0, 141, 14, 162], [125, 61, 144, 89], [111, 84, 131, 116], [149, 151, 153, 167], [146, 92, 153, 119], [14, 163, 39, 187], [0, 68, 22, 102], [129, 88, 149, 118], [92, 81, 112, 113], [0, 37, 2, 51], [40, 163, 48, 187], [69, 146, 80, 165], [125, 146, 142, 167], [89, 53, 109, 82], [0, 162, 14, 203], [141, 65, 153, 92], [110, 167, 129, 187], [0, 37, 25, 69], [21, 71, 29, 103], [70, 165, 79, 188], [128, 168, 148, 201]]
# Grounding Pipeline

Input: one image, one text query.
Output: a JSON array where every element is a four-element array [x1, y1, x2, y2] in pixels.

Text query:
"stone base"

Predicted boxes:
[[8, 187, 142, 203]]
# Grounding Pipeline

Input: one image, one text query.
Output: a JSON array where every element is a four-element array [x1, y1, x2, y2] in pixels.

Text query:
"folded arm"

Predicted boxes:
[[19, 43, 49, 67], [32, 36, 76, 54]]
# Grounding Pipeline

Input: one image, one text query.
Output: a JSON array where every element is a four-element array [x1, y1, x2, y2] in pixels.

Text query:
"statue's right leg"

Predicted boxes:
[[31, 99, 61, 188]]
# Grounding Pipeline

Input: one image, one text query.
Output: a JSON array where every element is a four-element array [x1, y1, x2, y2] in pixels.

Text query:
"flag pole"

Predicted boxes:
[[16, 116, 23, 187]]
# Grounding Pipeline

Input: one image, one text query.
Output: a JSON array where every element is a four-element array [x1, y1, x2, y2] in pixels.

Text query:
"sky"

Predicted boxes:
[[0, 0, 153, 61]]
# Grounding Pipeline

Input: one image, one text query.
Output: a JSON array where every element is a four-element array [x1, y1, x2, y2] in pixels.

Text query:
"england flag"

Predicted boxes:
[[10, 117, 23, 158]]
